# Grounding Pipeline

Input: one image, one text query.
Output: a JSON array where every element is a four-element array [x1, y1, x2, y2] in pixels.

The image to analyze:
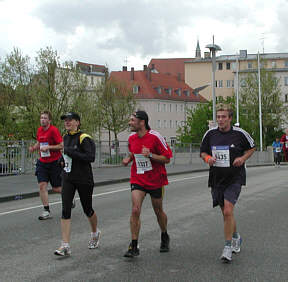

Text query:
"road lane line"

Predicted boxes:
[[0, 174, 208, 216]]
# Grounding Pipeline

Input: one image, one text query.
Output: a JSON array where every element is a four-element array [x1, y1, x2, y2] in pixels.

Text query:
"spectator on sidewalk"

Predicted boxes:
[[272, 137, 282, 167], [280, 129, 288, 162]]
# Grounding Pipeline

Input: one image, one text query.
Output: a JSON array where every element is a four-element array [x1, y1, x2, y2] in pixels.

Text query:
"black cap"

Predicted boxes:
[[133, 110, 150, 130], [60, 112, 81, 121]]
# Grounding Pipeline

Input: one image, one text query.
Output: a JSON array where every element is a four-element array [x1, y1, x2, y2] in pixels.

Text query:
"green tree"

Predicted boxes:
[[97, 78, 136, 151], [239, 68, 286, 147], [177, 96, 234, 144]]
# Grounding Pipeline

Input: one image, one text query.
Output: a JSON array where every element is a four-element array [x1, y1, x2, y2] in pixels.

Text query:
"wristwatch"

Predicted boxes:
[[149, 152, 153, 158]]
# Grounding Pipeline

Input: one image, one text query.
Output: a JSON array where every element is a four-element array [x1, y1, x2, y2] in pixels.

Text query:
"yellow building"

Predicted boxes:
[[185, 49, 288, 104]]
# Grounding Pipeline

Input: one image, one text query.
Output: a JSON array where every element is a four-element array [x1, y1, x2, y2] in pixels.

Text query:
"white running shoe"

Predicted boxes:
[[88, 230, 101, 249], [38, 210, 51, 220], [54, 244, 71, 256], [232, 235, 242, 253], [220, 246, 232, 262]]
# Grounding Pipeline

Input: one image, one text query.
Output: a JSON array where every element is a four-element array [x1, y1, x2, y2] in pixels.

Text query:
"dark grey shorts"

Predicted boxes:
[[211, 182, 241, 208]]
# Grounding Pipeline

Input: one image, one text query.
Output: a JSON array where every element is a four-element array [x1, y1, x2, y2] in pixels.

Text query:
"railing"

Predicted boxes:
[[0, 140, 274, 176]]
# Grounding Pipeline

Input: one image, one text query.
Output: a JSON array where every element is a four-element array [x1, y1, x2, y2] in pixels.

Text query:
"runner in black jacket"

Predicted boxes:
[[54, 112, 101, 256]]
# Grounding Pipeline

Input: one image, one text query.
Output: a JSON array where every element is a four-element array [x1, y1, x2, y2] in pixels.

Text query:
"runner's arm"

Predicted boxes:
[[122, 153, 133, 166], [233, 147, 256, 167], [29, 141, 40, 152], [41, 142, 63, 152], [200, 152, 216, 166]]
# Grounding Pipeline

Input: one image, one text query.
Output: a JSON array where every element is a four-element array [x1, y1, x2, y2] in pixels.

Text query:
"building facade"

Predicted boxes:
[[185, 49, 288, 105], [109, 66, 206, 144]]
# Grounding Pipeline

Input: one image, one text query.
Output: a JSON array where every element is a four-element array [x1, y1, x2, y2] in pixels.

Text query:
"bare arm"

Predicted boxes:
[[29, 141, 40, 153], [200, 152, 216, 166], [233, 147, 256, 167], [142, 146, 170, 164]]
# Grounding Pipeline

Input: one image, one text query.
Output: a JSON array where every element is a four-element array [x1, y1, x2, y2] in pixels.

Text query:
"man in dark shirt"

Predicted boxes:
[[200, 104, 255, 262]]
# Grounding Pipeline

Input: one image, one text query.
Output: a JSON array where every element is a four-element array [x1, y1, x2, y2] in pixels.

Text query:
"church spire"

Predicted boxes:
[[195, 39, 201, 58]]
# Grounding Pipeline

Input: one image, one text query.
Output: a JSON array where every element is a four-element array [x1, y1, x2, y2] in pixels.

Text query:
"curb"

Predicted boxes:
[[0, 163, 275, 203]]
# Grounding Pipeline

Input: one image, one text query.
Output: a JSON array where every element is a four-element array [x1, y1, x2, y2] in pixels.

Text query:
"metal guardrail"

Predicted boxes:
[[0, 140, 274, 176]]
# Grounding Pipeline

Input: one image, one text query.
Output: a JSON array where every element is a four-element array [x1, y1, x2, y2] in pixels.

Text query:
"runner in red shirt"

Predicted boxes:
[[29, 111, 63, 220], [122, 111, 172, 257], [280, 128, 288, 162]]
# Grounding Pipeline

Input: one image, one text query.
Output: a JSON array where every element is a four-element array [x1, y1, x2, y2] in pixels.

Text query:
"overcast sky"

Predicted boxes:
[[1, 0, 288, 71]]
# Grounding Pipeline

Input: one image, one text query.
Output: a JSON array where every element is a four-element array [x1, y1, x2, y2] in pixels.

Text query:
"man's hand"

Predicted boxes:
[[207, 156, 217, 166], [40, 145, 49, 152], [141, 146, 150, 158], [233, 156, 245, 167]]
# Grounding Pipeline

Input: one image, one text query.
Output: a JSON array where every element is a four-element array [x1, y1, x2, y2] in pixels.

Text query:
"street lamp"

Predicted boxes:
[[206, 36, 221, 125]]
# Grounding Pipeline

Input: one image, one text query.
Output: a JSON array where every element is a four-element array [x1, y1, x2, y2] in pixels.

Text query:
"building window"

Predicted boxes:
[[285, 94, 288, 103], [169, 104, 172, 112], [170, 137, 176, 146], [285, 61, 288, 67], [132, 85, 139, 94], [164, 88, 172, 95], [180, 105, 183, 112], [157, 103, 161, 112], [175, 121, 178, 128], [226, 80, 231, 88], [175, 104, 178, 112], [248, 62, 253, 69], [157, 120, 161, 128], [183, 90, 190, 96], [155, 86, 161, 94], [226, 62, 231, 70], [162, 104, 166, 112], [218, 63, 223, 70], [284, 77, 288, 86], [163, 120, 167, 128], [271, 61, 277, 68], [175, 88, 181, 96], [217, 80, 223, 88], [169, 120, 173, 128]]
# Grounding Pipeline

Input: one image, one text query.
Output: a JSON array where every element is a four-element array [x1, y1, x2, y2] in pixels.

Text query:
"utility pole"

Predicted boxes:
[[206, 36, 221, 125]]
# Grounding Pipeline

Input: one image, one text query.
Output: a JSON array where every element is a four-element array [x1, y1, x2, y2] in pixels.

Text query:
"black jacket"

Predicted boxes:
[[62, 131, 95, 185]]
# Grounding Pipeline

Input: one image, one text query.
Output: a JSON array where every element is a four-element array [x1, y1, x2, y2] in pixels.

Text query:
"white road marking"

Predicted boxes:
[[0, 174, 208, 216]]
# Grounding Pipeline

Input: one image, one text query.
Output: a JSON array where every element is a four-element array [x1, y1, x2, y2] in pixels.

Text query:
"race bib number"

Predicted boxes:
[[211, 146, 230, 167], [40, 142, 51, 158], [63, 154, 72, 173], [276, 147, 281, 152], [134, 154, 152, 174]]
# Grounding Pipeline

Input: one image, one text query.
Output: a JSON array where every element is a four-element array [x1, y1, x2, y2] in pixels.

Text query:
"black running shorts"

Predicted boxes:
[[131, 184, 164, 199], [35, 159, 62, 187]]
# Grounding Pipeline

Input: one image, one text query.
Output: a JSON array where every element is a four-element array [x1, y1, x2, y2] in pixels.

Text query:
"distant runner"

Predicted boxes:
[[29, 111, 63, 220]]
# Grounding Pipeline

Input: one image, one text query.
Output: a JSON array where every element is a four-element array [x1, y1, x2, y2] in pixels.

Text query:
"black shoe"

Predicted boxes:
[[160, 234, 170, 252], [124, 243, 140, 257]]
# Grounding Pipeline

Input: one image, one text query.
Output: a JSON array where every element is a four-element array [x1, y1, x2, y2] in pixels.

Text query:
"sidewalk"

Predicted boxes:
[[0, 164, 210, 203]]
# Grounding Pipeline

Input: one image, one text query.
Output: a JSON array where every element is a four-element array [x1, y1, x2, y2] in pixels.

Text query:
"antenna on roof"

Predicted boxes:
[[260, 33, 265, 54], [124, 56, 129, 68]]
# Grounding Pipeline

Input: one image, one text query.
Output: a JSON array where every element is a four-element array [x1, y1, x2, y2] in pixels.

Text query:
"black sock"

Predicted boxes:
[[161, 231, 169, 240], [44, 205, 50, 212], [132, 240, 138, 249]]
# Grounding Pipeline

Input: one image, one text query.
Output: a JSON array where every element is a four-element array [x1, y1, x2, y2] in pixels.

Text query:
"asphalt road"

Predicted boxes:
[[0, 166, 287, 282]]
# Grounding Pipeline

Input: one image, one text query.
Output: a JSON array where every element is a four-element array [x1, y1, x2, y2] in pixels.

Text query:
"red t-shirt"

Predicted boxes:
[[280, 134, 288, 151], [36, 125, 63, 163], [128, 129, 173, 190]]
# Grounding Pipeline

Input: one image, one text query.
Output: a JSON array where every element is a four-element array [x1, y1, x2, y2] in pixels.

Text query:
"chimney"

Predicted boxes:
[[204, 52, 211, 59], [131, 67, 134, 80], [122, 66, 127, 71], [146, 67, 151, 81], [143, 65, 148, 71], [177, 73, 181, 81]]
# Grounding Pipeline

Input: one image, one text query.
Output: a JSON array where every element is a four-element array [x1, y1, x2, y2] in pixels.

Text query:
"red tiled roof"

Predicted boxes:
[[76, 61, 106, 69], [110, 69, 206, 102], [148, 58, 193, 80]]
